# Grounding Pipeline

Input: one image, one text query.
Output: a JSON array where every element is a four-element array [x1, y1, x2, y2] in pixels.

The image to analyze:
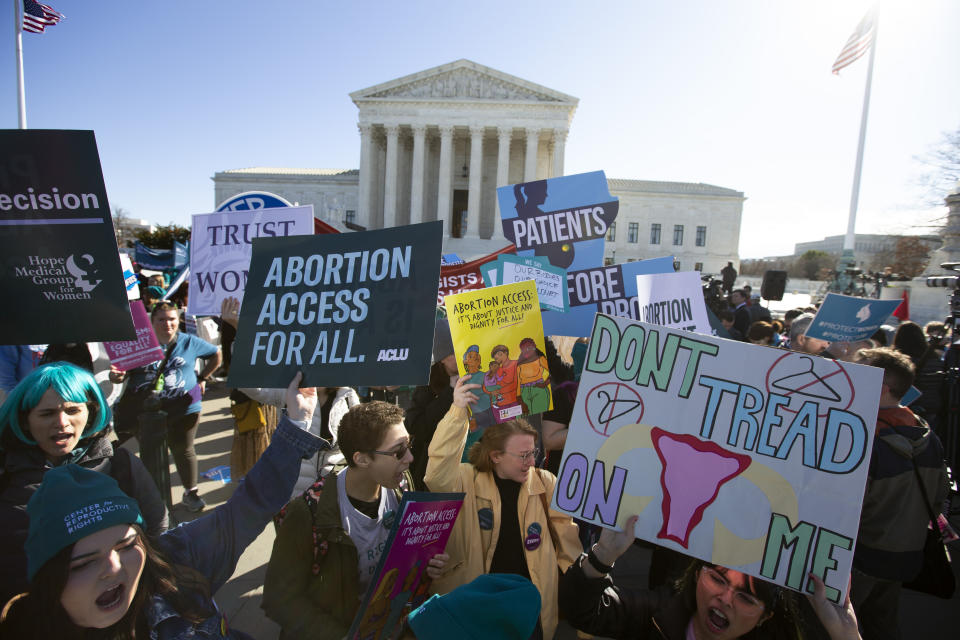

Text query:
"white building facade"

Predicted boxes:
[[212, 59, 744, 274]]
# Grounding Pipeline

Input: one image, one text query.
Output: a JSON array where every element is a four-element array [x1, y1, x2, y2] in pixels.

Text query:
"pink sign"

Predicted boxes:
[[349, 492, 464, 640], [103, 301, 164, 370]]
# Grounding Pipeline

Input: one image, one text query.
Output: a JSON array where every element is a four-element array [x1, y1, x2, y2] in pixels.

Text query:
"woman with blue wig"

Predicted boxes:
[[0, 362, 168, 604]]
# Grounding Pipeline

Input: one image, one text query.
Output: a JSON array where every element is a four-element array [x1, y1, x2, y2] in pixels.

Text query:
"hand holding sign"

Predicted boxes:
[[285, 372, 317, 423]]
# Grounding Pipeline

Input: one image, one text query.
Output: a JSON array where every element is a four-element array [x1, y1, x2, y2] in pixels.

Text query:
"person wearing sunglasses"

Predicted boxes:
[[262, 401, 448, 640], [424, 376, 582, 640], [560, 513, 863, 640]]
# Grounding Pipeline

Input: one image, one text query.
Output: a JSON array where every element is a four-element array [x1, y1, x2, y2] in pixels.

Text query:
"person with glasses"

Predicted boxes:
[[110, 300, 222, 512], [262, 401, 448, 640], [424, 376, 582, 640], [560, 514, 862, 640]]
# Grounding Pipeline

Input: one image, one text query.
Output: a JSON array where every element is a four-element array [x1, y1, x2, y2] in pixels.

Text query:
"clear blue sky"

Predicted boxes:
[[4, 0, 958, 258]]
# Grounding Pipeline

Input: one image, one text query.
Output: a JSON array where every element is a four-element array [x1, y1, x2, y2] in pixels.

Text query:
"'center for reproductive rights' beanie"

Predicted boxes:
[[25, 464, 144, 582], [407, 573, 541, 640]]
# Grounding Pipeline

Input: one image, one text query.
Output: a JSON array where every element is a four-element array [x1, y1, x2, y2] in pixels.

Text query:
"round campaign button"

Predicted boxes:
[[527, 522, 542, 536], [524, 532, 542, 551]]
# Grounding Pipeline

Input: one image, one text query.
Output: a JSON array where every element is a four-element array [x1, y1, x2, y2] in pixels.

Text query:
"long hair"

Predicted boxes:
[[468, 419, 538, 472], [0, 526, 212, 639], [0, 362, 111, 450], [676, 560, 802, 640]]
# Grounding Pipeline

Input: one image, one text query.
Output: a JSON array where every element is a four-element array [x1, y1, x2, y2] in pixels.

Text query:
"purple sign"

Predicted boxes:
[[349, 492, 464, 640], [103, 301, 164, 371]]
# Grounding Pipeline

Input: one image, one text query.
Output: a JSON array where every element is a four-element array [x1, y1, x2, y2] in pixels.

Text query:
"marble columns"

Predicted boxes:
[[409, 124, 426, 224], [466, 125, 484, 238], [524, 127, 539, 182], [436, 125, 454, 233]]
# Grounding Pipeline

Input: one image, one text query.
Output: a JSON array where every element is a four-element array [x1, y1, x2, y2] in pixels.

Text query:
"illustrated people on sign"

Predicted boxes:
[[0, 374, 327, 639], [491, 345, 519, 410], [517, 337, 551, 415], [461, 345, 493, 459], [720, 261, 737, 295], [483, 360, 502, 403], [262, 401, 448, 640], [424, 376, 582, 640], [0, 362, 168, 604], [559, 515, 862, 640]]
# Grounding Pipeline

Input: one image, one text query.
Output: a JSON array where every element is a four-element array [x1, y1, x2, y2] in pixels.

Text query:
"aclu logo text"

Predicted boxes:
[[376, 348, 409, 362]]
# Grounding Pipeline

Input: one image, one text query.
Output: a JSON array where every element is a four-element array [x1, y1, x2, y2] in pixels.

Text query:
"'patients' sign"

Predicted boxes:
[[188, 206, 315, 316], [552, 313, 882, 603]]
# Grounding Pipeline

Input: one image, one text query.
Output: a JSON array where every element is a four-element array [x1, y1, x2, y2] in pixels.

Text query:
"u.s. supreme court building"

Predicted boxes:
[[213, 60, 744, 273]]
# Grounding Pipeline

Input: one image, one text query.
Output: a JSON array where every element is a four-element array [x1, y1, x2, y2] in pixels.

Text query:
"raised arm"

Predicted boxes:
[[424, 375, 479, 493]]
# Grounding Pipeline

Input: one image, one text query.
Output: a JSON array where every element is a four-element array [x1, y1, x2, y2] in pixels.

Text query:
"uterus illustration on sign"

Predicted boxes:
[[593, 421, 796, 557]]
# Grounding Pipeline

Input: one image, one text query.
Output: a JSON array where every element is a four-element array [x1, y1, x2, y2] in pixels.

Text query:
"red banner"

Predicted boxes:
[[437, 244, 516, 305]]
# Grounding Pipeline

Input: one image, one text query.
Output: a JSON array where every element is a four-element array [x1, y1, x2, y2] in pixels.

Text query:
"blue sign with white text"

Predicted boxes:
[[541, 256, 676, 336], [497, 171, 617, 272], [805, 293, 902, 343]]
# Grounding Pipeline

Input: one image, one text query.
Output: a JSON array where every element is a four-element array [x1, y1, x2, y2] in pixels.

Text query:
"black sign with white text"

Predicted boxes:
[[0, 130, 134, 343], [228, 221, 443, 388]]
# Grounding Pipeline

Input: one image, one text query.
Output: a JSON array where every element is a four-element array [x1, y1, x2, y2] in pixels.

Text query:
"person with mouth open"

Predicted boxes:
[[0, 373, 328, 639], [262, 400, 448, 640], [559, 514, 862, 640], [424, 376, 582, 640], [0, 362, 168, 606]]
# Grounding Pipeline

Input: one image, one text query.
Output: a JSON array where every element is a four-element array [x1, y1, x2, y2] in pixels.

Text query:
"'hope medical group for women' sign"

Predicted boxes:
[[552, 313, 883, 603]]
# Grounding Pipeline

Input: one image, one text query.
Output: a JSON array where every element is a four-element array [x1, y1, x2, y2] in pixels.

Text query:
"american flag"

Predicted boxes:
[[22, 0, 64, 34], [831, 8, 876, 75]]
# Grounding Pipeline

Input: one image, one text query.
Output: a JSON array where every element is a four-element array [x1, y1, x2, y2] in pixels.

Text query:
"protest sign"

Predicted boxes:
[[481, 254, 569, 313], [804, 293, 902, 343], [103, 301, 165, 371], [135, 240, 188, 271], [0, 130, 134, 343], [437, 243, 515, 304], [634, 271, 712, 334], [188, 206, 315, 316], [552, 313, 883, 603], [348, 492, 464, 640], [497, 171, 618, 271], [228, 221, 443, 388], [119, 253, 139, 300], [541, 256, 676, 337], [446, 281, 552, 431]]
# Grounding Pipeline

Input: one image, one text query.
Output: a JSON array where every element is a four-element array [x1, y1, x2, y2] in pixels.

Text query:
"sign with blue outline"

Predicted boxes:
[[216, 191, 293, 212]]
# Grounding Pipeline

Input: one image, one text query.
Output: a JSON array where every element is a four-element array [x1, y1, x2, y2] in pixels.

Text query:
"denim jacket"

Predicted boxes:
[[145, 415, 327, 639]]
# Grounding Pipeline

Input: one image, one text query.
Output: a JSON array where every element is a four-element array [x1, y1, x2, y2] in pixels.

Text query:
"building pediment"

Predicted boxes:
[[350, 59, 578, 105]]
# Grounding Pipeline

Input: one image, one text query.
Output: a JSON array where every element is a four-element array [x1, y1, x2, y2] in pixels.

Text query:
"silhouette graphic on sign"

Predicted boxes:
[[651, 428, 751, 548], [771, 356, 842, 402], [513, 180, 575, 269]]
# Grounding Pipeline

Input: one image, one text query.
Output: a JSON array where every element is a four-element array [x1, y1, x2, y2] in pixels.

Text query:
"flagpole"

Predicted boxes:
[[841, 13, 879, 263], [14, 0, 27, 129]]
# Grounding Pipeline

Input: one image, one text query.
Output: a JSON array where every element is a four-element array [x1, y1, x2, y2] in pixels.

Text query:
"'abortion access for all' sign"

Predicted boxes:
[[228, 221, 443, 388], [552, 313, 883, 603]]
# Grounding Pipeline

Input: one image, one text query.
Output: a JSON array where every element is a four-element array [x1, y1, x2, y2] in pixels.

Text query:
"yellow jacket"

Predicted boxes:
[[424, 405, 582, 639]]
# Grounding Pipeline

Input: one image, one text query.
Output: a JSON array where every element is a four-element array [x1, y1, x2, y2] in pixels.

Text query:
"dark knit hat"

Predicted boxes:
[[407, 573, 541, 640], [432, 316, 454, 363], [26, 465, 143, 581]]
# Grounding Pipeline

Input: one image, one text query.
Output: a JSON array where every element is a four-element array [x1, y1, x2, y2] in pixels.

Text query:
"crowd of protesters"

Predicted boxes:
[[0, 266, 954, 639]]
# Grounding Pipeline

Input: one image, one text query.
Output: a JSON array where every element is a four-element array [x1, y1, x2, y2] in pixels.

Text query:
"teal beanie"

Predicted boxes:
[[407, 573, 541, 640], [26, 465, 143, 582]]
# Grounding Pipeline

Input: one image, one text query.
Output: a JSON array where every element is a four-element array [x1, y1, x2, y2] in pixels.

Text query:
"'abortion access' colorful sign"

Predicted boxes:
[[552, 313, 883, 603], [228, 221, 443, 388]]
